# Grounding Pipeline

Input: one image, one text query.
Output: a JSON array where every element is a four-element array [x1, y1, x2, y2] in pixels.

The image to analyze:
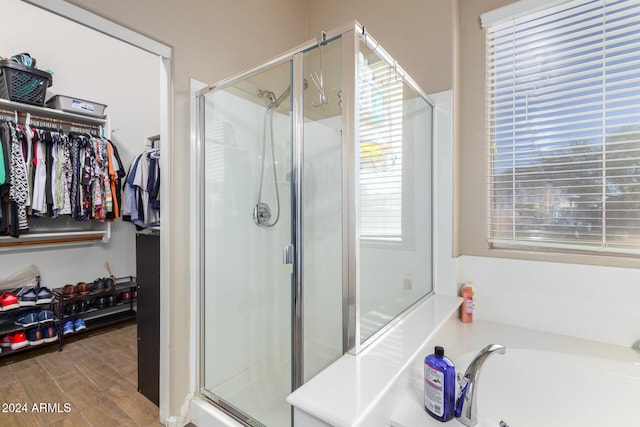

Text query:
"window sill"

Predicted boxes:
[[483, 245, 640, 270]]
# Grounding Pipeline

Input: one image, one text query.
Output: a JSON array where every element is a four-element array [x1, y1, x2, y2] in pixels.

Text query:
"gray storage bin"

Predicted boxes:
[[46, 95, 107, 117]]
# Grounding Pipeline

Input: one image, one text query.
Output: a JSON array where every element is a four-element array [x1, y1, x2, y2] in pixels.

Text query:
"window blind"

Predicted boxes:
[[359, 53, 404, 241], [487, 0, 640, 253]]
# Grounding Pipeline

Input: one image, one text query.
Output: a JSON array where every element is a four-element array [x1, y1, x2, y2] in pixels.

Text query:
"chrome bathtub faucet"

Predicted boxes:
[[455, 344, 506, 426]]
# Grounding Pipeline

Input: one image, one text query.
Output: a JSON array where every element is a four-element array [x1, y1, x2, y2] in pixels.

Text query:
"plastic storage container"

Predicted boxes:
[[424, 346, 456, 422], [0, 60, 52, 106], [45, 95, 107, 117]]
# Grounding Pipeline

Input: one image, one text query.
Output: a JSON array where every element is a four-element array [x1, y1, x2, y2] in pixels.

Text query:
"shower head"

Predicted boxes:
[[259, 79, 309, 109], [256, 88, 277, 104]]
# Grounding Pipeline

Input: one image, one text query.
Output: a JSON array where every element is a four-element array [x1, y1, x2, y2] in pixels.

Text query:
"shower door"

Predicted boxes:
[[200, 60, 295, 427], [198, 34, 345, 427]]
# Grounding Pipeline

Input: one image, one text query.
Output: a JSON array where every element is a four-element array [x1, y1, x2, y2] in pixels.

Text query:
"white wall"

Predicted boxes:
[[459, 256, 640, 347], [0, 0, 159, 285]]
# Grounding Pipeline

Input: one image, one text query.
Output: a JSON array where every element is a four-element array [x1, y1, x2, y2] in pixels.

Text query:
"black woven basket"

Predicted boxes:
[[0, 60, 53, 106]]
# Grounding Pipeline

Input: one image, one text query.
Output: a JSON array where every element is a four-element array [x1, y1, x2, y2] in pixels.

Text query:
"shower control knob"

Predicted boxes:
[[253, 202, 273, 227]]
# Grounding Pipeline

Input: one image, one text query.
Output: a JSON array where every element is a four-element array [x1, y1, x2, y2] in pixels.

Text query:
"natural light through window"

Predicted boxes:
[[487, 0, 640, 254], [359, 52, 404, 242]]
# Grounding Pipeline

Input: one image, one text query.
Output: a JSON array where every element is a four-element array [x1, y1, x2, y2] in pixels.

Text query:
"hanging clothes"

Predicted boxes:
[[6, 121, 29, 235], [0, 119, 125, 238], [123, 146, 160, 228]]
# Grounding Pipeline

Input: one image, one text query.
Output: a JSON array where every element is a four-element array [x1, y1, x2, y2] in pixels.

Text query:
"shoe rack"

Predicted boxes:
[[54, 276, 137, 348]]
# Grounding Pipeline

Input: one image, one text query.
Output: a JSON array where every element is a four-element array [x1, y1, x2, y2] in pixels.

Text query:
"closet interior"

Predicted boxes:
[[0, 0, 163, 420]]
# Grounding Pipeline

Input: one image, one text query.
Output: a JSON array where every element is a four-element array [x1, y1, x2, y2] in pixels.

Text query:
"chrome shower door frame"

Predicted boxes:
[[194, 34, 331, 426], [193, 20, 435, 425]]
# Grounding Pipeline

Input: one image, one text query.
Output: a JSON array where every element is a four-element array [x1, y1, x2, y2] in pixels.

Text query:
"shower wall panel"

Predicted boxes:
[[302, 115, 343, 381]]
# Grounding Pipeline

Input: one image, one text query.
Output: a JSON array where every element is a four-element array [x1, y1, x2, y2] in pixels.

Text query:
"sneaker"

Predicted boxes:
[[15, 311, 39, 327], [62, 284, 78, 298], [64, 303, 79, 317], [26, 327, 44, 346], [106, 295, 116, 307], [37, 309, 55, 324], [93, 297, 106, 310], [63, 320, 74, 335], [91, 278, 105, 292], [41, 325, 59, 343], [118, 291, 131, 303], [35, 287, 53, 304], [0, 335, 12, 348], [17, 288, 38, 307], [77, 300, 89, 313], [77, 282, 91, 296], [6, 331, 28, 350], [1, 292, 20, 311], [74, 317, 86, 332]]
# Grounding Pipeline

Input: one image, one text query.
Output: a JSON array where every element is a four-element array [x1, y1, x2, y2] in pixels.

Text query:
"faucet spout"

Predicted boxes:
[[455, 344, 506, 426]]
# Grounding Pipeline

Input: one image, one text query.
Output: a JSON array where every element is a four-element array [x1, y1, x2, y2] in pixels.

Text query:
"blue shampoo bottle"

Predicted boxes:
[[424, 346, 455, 422]]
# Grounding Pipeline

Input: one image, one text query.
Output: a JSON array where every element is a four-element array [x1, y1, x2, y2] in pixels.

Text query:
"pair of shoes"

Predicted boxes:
[[17, 287, 37, 307], [64, 300, 89, 316], [16, 287, 53, 307], [63, 317, 86, 335], [14, 309, 55, 327], [27, 325, 59, 345], [0, 331, 29, 350], [1, 292, 20, 311], [93, 295, 115, 309], [91, 277, 115, 292]]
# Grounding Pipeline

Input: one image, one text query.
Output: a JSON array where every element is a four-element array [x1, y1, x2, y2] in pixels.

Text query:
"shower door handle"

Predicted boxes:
[[283, 244, 295, 265]]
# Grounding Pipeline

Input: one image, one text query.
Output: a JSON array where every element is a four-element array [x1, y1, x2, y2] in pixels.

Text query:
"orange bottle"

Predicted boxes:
[[460, 282, 474, 323]]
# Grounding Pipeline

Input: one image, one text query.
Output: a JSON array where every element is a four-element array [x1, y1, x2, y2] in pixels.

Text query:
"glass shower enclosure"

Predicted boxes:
[[195, 22, 434, 427]]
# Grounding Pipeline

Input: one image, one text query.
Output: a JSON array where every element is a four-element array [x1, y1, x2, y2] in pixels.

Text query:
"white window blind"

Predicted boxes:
[[487, 0, 640, 253], [359, 53, 404, 241]]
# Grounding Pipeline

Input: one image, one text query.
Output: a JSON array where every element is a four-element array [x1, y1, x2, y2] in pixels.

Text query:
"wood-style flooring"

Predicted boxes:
[[0, 322, 160, 427]]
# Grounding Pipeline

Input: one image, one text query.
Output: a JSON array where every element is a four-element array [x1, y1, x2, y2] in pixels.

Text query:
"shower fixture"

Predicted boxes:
[[253, 104, 280, 228], [257, 80, 309, 109], [253, 81, 308, 228], [256, 88, 277, 105]]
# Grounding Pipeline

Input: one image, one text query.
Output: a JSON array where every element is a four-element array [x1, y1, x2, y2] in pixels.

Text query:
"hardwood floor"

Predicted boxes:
[[0, 322, 160, 427]]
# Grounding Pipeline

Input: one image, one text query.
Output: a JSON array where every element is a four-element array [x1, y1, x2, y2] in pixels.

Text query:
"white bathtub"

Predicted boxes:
[[453, 348, 640, 427], [391, 320, 640, 427]]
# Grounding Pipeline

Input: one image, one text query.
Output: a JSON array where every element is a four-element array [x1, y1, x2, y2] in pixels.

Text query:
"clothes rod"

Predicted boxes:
[[0, 108, 96, 128]]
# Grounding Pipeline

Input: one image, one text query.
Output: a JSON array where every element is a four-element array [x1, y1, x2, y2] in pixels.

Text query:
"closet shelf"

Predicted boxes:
[[0, 98, 108, 126]]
